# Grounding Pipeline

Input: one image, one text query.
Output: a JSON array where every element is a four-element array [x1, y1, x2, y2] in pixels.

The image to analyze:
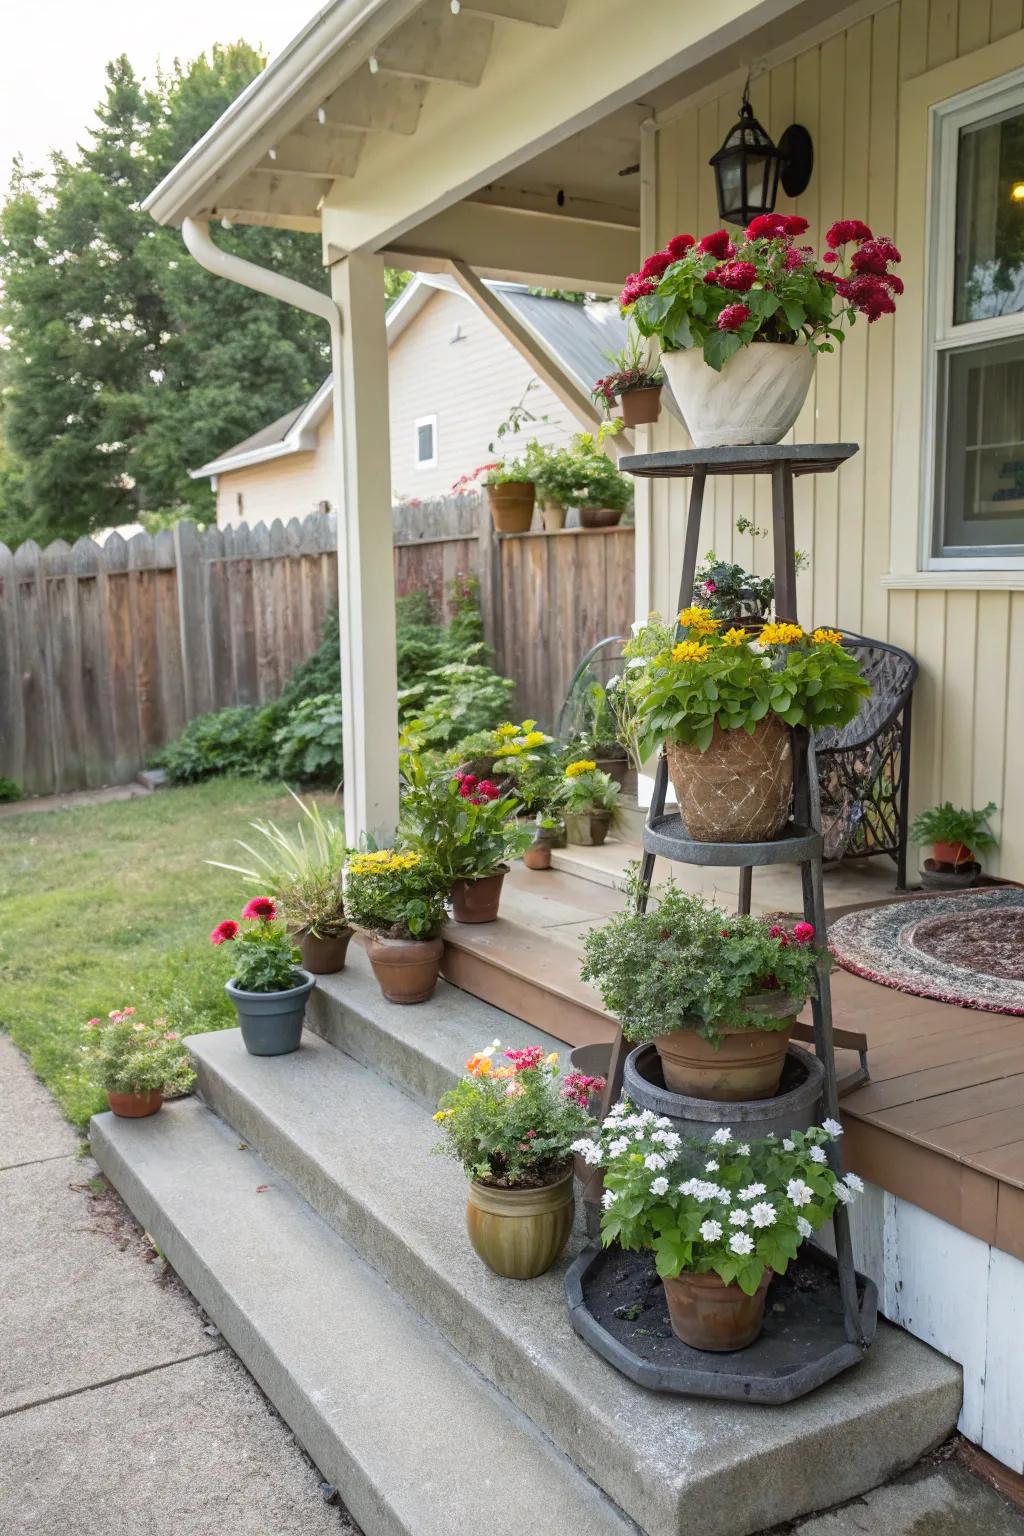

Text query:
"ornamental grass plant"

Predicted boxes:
[[83, 1007, 195, 1097], [207, 788, 350, 940], [344, 849, 447, 940]]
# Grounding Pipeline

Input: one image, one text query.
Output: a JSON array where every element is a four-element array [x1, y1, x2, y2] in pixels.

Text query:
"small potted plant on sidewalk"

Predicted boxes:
[[556, 759, 620, 846], [580, 883, 824, 1100], [591, 335, 664, 427], [211, 898, 314, 1056], [434, 1042, 596, 1279], [344, 849, 448, 1003], [400, 753, 531, 923], [910, 801, 998, 879], [620, 612, 869, 842], [85, 1007, 194, 1118], [580, 1115, 858, 1349]]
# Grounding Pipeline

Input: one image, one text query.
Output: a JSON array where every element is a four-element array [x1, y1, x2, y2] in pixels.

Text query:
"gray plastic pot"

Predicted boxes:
[[623, 1041, 824, 1144], [225, 970, 315, 1056]]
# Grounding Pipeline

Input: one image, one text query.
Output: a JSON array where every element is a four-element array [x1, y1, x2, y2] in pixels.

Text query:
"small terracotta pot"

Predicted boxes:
[[618, 385, 662, 427], [466, 1168, 574, 1279], [564, 809, 612, 846], [107, 1088, 163, 1119], [666, 716, 793, 842], [541, 501, 567, 533], [523, 843, 551, 871], [296, 925, 354, 975], [450, 866, 507, 924], [662, 1268, 772, 1350], [579, 506, 623, 529], [932, 840, 973, 867], [652, 994, 799, 1100], [487, 481, 535, 534], [368, 934, 444, 1003]]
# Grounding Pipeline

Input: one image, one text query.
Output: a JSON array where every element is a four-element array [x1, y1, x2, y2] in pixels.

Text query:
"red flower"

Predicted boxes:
[[780, 214, 810, 236], [459, 781, 476, 799], [505, 1045, 545, 1073], [839, 274, 897, 321], [746, 213, 786, 239], [720, 929, 731, 938], [241, 896, 276, 922], [458, 773, 478, 790], [476, 780, 500, 801], [850, 237, 902, 276], [666, 233, 696, 259], [640, 249, 673, 279], [822, 250, 839, 265], [210, 919, 239, 946], [769, 923, 785, 938], [881, 273, 905, 296], [699, 229, 735, 259], [825, 218, 873, 248], [793, 922, 816, 945], [783, 246, 807, 270], [706, 260, 756, 292], [619, 274, 657, 307], [716, 303, 750, 332]]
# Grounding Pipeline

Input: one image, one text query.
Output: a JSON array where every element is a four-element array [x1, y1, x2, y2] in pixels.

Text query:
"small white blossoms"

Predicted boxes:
[[782, 1138, 795, 1152], [738, 1182, 766, 1201], [750, 1202, 776, 1229], [729, 1208, 750, 1227], [699, 1219, 723, 1242], [651, 1129, 681, 1149], [729, 1232, 755, 1256], [833, 1181, 853, 1204], [644, 1152, 668, 1171], [607, 1137, 629, 1157], [601, 1189, 617, 1209], [710, 1127, 732, 1146], [787, 1178, 814, 1208], [809, 1146, 828, 1164], [650, 1176, 670, 1196], [704, 1159, 720, 1173], [572, 1138, 602, 1166], [823, 1117, 844, 1137], [736, 1144, 750, 1156], [844, 1172, 865, 1193], [797, 1216, 814, 1238]]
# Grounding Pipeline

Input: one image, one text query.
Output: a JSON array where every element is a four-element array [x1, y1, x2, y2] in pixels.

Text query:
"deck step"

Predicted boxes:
[[181, 1023, 962, 1536], [91, 1099, 637, 1536]]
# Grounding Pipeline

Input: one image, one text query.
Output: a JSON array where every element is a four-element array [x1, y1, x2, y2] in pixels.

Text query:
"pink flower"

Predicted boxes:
[[783, 246, 806, 270], [560, 1069, 607, 1109], [793, 922, 816, 945], [825, 218, 873, 248], [702, 580, 716, 594], [86, 1017, 101, 1029], [241, 896, 277, 922], [769, 923, 784, 938], [210, 919, 239, 945], [699, 229, 735, 259], [666, 233, 696, 259], [476, 780, 500, 801], [716, 303, 751, 332], [505, 1045, 544, 1073]]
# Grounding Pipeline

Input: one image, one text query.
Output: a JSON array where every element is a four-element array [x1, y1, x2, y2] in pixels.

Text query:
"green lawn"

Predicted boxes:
[[0, 778, 317, 1127]]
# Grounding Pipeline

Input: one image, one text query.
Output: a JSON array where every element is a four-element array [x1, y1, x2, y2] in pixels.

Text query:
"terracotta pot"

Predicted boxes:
[[466, 1168, 574, 1279], [662, 1268, 772, 1351], [666, 716, 792, 842], [367, 933, 444, 1003], [541, 501, 567, 533], [652, 995, 799, 1100], [564, 809, 612, 846], [296, 925, 354, 975], [662, 342, 814, 448], [523, 843, 551, 871], [106, 1088, 163, 1119], [450, 865, 507, 923], [618, 385, 662, 428], [932, 840, 973, 868], [487, 481, 535, 534], [579, 506, 623, 529]]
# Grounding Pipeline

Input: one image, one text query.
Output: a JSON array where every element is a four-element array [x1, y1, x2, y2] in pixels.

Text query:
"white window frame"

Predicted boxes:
[[413, 414, 437, 471], [924, 67, 1024, 571]]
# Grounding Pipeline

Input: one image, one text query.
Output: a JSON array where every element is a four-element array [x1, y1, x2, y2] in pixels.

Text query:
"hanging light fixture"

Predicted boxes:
[[709, 78, 813, 227]]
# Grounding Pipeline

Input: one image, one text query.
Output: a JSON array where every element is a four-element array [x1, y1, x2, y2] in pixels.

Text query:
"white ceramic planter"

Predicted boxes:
[[662, 342, 814, 448]]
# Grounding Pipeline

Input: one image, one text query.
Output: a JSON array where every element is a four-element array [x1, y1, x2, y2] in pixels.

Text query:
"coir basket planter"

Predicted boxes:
[[466, 1168, 574, 1279], [226, 970, 315, 1057], [666, 715, 792, 842], [651, 991, 800, 1100]]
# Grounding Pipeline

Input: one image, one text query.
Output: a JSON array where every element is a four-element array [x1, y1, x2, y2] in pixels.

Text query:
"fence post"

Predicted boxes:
[[0, 541, 25, 788], [475, 494, 502, 671], [173, 520, 214, 721]]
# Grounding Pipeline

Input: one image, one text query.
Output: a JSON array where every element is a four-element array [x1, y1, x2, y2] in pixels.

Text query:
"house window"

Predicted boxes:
[[930, 73, 1024, 566], [414, 415, 437, 470]]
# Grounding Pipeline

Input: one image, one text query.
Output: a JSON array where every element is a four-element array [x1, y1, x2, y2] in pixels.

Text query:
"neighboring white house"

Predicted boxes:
[[192, 273, 628, 521]]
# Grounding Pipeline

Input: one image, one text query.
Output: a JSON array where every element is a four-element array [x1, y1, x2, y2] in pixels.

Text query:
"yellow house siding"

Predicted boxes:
[[647, 0, 1024, 874], [214, 414, 335, 526]]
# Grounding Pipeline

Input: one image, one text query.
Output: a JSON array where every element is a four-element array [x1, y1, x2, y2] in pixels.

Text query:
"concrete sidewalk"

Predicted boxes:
[[0, 1036, 357, 1536]]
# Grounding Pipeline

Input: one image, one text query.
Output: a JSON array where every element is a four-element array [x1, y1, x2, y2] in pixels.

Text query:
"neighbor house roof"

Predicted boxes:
[[190, 273, 628, 480]]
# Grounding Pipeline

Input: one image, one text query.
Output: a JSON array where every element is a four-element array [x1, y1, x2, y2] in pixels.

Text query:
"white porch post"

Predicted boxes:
[[329, 251, 400, 847]]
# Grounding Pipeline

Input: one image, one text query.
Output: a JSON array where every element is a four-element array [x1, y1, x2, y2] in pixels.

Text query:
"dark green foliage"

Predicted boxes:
[[272, 695, 343, 787], [909, 800, 998, 851], [0, 776, 23, 802], [155, 706, 276, 784]]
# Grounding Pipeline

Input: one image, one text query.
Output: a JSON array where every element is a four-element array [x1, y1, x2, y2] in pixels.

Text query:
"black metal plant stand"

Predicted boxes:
[[566, 444, 877, 1403]]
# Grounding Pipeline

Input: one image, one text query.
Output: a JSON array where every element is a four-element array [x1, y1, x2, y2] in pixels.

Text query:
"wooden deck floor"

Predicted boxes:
[[442, 857, 1024, 1264]]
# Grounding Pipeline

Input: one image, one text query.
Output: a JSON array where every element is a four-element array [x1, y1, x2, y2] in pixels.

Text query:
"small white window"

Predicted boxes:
[[414, 415, 437, 470], [927, 71, 1024, 567]]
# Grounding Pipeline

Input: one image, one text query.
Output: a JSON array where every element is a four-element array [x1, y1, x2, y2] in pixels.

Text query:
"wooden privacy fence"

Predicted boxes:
[[0, 500, 634, 796]]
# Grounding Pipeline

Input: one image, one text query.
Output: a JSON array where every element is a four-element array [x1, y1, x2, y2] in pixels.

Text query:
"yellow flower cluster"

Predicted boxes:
[[759, 621, 805, 646], [495, 723, 520, 738], [672, 639, 711, 663], [348, 849, 421, 877], [721, 627, 748, 647], [494, 726, 549, 757], [565, 759, 597, 777], [812, 627, 843, 645], [677, 605, 722, 636]]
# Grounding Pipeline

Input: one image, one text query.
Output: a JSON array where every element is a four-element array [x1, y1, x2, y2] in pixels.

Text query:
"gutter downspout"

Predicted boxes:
[[181, 217, 359, 845]]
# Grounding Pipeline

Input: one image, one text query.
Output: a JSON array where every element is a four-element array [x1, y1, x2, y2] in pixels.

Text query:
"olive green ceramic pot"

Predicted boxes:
[[466, 1168, 574, 1279]]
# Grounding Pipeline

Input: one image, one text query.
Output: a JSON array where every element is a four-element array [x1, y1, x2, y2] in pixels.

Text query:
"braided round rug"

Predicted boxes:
[[827, 888, 1024, 1016]]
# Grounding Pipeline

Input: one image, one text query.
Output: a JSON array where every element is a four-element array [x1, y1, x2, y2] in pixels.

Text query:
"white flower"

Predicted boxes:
[[653, 1116, 672, 1129], [678, 1178, 696, 1196], [729, 1232, 755, 1256], [644, 1152, 667, 1171], [699, 1219, 723, 1241], [736, 1144, 750, 1156], [823, 1117, 844, 1138], [651, 1129, 681, 1149], [607, 1137, 629, 1157], [765, 1131, 777, 1140], [809, 1146, 828, 1164], [651, 1176, 670, 1196], [704, 1159, 720, 1173], [783, 1138, 795, 1152], [833, 1181, 853, 1204], [787, 1178, 813, 1208], [729, 1208, 749, 1227], [572, 1138, 601, 1166], [491, 1038, 501, 1048], [716, 1188, 732, 1205], [606, 674, 621, 690], [601, 1189, 617, 1209], [750, 1202, 776, 1229], [738, 1183, 766, 1201], [630, 618, 645, 636], [711, 1127, 732, 1146], [633, 1131, 647, 1142], [797, 1216, 813, 1238], [844, 1172, 865, 1193], [637, 1110, 656, 1125]]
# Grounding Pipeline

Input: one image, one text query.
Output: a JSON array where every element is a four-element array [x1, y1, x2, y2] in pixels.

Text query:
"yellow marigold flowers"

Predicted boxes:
[[348, 849, 421, 876], [672, 640, 711, 663], [721, 627, 747, 647], [759, 621, 805, 646], [565, 759, 597, 777], [522, 730, 547, 748], [495, 723, 519, 738], [677, 605, 722, 635], [812, 627, 843, 645]]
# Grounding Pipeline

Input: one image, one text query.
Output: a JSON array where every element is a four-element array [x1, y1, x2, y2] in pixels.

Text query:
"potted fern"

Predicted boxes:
[[910, 801, 998, 873]]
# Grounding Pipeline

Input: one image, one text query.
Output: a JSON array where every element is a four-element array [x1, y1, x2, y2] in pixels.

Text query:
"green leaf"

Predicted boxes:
[[702, 329, 743, 372]]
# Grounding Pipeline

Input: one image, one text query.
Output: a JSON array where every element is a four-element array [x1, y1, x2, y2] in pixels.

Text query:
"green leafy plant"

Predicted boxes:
[[210, 897, 303, 992], [0, 776, 23, 802], [83, 1006, 195, 1096], [620, 610, 870, 761], [580, 880, 823, 1046], [433, 1042, 597, 1188], [555, 759, 621, 815], [155, 705, 279, 784], [273, 694, 343, 786], [399, 663, 516, 753], [591, 333, 664, 412], [562, 679, 625, 758], [344, 849, 447, 941], [577, 1113, 859, 1295], [400, 754, 531, 882], [910, 801, 998, 855], [206, 789, 349, 939]]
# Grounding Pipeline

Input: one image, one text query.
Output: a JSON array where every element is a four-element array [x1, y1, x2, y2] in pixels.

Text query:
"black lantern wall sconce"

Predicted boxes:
[[709, 79, 814, 227]]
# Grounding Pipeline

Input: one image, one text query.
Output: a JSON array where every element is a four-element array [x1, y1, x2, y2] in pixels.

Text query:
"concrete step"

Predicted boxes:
[[184, 1023, 963, 1536], [91, 1098, 638, 1536]]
